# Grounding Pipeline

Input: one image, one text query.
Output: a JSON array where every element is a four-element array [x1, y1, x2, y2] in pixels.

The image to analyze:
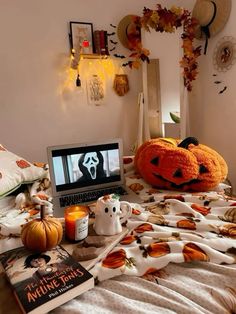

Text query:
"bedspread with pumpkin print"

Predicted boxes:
[[0, 155, 236, 282], [1, 156, 236, 313], [90, 156, 236, 283]]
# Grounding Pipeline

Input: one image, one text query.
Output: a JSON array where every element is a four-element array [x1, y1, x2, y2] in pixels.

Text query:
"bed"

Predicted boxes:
[[0, 150, 235, 314]]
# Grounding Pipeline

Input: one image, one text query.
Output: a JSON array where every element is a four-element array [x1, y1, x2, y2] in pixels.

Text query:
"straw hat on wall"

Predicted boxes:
[[192, 0, 232, 40], [117, 15, 141, 50]]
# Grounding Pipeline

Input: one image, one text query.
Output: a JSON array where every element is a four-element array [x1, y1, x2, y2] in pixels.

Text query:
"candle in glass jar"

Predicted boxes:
[[64, 205, 89, 242]]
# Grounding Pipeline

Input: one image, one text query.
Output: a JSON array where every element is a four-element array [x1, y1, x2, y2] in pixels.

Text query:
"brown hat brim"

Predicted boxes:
[[117, 15, 141, 50], [192, 0, 231, 40]]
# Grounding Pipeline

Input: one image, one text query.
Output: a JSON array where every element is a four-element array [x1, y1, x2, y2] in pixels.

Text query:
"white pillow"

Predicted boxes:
[[0, 144, 46, 198]]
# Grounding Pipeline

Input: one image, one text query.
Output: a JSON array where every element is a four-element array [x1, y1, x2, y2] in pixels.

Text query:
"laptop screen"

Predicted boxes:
[[48, 140, 124, 196]]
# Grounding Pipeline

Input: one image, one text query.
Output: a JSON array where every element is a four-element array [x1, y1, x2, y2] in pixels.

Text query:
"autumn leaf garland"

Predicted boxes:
[[126, 5, 201, 91]]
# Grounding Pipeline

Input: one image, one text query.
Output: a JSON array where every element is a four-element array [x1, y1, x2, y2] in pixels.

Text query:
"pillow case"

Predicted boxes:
[[0, 144, 46, 199]]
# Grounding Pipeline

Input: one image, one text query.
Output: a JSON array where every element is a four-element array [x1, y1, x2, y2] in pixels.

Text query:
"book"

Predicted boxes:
[[99, 30, 106, 55], [104, 30, 109, 56], [0, 245, 94, 314], [93, 30, 109, 56], [94, 30, 101, 55]]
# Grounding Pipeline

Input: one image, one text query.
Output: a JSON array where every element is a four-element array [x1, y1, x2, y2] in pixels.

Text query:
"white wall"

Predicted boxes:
[[189, 1, 236, 190], [0, 0, 161, 162]]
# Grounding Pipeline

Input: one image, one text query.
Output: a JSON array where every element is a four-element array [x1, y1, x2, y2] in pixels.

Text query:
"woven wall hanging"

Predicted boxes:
[[113, 74, 129, 96]]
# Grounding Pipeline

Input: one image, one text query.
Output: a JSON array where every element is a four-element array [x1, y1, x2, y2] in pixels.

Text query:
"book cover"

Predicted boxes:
[[104, 30, 109, 56], [94, 30, 101, 54], [99, 30, 106, 55], [0, 245, 94, 314]]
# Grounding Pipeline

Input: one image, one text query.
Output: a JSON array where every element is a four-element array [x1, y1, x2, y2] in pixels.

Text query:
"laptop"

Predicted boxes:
[[47, 138, 141, 217]]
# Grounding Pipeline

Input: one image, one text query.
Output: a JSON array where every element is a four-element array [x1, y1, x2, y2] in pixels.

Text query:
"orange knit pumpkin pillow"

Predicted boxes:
[[134, 137, 228, 192]]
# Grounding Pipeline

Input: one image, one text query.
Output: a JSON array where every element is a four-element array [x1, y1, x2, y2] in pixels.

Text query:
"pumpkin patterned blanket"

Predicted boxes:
[[0, 156, 236, 313], [88, 157, 236, 281]]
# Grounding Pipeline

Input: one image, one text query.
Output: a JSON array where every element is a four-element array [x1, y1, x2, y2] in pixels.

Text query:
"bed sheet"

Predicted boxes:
[[0, 156, 236, 313], [1, 262, 236, 314]]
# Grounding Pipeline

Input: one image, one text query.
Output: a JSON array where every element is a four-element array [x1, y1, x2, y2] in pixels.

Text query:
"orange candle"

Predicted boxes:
[[64, 205, 89, 242]]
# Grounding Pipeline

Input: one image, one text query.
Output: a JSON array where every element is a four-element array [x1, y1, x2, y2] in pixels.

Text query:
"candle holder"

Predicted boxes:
[[64, 205, 89, 242]]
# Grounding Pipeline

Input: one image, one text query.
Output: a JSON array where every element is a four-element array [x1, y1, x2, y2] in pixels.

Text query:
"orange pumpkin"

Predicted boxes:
[[132, 208, 141, 215], [146, 242, 170, 258], [120, 235, 137, 245], [134, 223, 154, 233], [21, 206, 63, 252], [176, 219, 196, 230], [16, 159, 31, 169], [191, 203, 211, 216], [183, 242, 209, 262], [219, 223, 236, 238], [134, 137, 228, 192], [102, 249, 127, 269], [142, 267, 168, 281]]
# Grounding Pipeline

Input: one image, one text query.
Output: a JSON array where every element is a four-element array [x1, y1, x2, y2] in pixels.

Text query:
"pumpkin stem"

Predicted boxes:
[[40, 205, 46, 220], [178, 137, 199, 149]]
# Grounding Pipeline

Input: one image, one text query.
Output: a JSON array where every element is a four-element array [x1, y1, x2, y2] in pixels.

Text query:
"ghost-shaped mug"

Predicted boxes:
[[93, 194, 132, 235]]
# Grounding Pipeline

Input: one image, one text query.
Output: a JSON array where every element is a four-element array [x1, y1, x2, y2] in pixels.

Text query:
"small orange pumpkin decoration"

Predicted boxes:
[[21, 205, 63, 252], [134, 137, 228, 192]]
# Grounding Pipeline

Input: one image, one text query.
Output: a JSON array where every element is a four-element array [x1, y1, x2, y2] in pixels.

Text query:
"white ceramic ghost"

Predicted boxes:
[[93, 194, 132, 235]]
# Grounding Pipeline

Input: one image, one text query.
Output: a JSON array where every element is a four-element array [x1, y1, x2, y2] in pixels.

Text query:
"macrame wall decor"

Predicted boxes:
[[113, 74, 129, 96]]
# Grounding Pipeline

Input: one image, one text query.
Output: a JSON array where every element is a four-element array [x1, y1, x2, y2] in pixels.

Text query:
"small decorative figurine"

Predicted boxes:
[[93, 194, 132, 235]]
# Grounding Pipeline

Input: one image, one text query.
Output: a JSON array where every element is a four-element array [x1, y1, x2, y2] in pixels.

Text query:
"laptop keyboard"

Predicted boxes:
[[59, 186, 128, 207]]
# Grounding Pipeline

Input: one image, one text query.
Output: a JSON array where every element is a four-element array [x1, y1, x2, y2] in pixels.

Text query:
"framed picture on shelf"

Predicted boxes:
[[69, 21, 94, 54]]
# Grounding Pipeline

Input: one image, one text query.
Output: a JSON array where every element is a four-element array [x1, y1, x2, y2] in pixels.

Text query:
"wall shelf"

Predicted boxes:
[[80, 54, 109, 60]]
